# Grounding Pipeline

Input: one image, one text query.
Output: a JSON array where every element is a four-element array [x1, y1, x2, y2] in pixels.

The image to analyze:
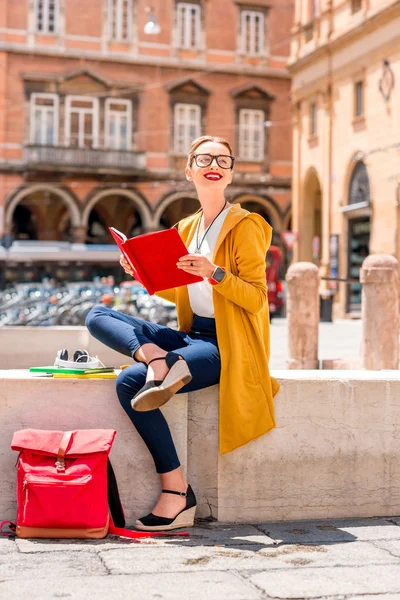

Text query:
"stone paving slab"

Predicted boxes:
[[14, 524, 275, 553], [349, 596, 400, 600], [98, 539, 399, 574], [0, 572, 260, 600], [169, 523, 276, 547], [258, 517, 400, 544], [249, 564, 400, 598], [14, 536, 127, 554], [258, 540, 400, 568], [0, 538, 18, 555], [0, 550, 107, 581], [373, 539, 400, 558]]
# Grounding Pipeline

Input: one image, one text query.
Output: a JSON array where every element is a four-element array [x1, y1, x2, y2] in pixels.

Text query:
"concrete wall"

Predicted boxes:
[[1, 369, 400, 525]]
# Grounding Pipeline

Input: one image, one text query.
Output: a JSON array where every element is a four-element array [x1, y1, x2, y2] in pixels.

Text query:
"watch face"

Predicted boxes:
[[214, 267, 225, 282]]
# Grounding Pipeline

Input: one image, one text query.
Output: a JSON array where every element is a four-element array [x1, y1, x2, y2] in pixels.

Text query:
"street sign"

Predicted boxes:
[[281, 231, 299, 250]]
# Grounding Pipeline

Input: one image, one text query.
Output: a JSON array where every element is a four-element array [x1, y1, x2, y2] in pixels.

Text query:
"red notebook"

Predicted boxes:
[[109, 227, 203, 295]]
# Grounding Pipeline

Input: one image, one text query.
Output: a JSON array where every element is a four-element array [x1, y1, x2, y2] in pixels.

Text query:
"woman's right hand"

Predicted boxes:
[[120, 254, 134, 276]]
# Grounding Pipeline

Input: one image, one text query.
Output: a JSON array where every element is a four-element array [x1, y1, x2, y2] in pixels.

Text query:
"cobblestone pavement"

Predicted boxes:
[[1, 517, 400, 599], [269, 318, 362, 370]]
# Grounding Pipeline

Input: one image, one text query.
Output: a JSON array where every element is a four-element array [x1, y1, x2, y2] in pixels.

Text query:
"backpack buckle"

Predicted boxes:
[[55, 459, 66, 472]]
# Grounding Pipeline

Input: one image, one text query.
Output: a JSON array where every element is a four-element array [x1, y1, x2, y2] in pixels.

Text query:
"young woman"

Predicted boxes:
[[85, 135, 280, 531]]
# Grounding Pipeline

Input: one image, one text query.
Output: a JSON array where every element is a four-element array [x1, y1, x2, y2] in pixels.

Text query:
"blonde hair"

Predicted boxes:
[[187, 135, 233, 166]]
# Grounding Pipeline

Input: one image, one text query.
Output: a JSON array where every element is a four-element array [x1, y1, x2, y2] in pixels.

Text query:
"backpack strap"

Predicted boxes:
[[55, 431, 73, 472], [107, 458, 125, 528], [106, 458, 189, 539]]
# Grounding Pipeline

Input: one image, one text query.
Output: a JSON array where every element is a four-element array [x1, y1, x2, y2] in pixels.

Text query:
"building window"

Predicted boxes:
[[30, 93, 59, 145], [108, 0, 132, 41], [238, 109, 264, 161], [176, 3, 201, 49], [174, 103, 201, 154], [354, 81, 364, 117], [105, 99, 132, 150], [65, 96, 99, 149], [310, 102, 317, 135], [35, 0, 58, 34], [240, 11, 264, 56], [351, 0, 362, 13]]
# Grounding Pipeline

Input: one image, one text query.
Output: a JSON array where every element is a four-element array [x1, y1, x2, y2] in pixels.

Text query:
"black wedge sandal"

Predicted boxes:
[[130, 352, 192, 412], [135, 485, 197, 531]]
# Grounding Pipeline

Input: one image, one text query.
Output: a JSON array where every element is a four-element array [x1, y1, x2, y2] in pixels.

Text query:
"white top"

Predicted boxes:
[[187, 206, 231, 318]]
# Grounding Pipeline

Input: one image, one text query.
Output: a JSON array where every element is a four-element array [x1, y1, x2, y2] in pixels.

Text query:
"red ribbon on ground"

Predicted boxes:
[[108, 518, 189, 539], [0, 521, 16, 537]]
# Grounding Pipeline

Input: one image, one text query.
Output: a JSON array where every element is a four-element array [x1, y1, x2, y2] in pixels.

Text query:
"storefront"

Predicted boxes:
[[345, 161, 371, 314], [346, 217, 370, 313]]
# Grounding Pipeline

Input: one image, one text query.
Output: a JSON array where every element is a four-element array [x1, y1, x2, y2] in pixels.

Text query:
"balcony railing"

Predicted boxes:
[[24, 145, 147, 171]]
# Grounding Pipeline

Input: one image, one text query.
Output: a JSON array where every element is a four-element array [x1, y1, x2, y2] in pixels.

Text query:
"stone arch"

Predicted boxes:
[[342, 152, 373, 208], [82, 188, 152, 230], [12, 204, 39, 240], [283, 207, 292, 231], [232, 194, 281, 231], [301, 167, 322, 262], [5, 184, 81, 230], [348, 161, 371, 206], [152, 191, 200, 228]]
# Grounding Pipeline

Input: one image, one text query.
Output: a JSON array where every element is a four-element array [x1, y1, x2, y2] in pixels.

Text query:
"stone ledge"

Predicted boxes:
[[1, 369, 400, 525], [0, 370, 188, 525]]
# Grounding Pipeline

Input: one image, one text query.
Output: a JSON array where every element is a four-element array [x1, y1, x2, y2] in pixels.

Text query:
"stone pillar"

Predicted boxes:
[[360, 254, 400, 370], [286, 262, 320, 369], [71, 226, 88, 244]]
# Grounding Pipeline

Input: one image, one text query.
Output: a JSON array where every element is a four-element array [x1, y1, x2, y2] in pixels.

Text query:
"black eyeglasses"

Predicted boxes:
[[192, 154, 235, 169]]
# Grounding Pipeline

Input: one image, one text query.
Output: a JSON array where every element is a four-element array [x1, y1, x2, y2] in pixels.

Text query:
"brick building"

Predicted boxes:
[[0, 0, 292, 285], [289, 0, 400, 317]]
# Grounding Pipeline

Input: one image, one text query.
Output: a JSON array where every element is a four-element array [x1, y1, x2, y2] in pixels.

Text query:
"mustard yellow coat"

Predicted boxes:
[[157, 203, 280, 454]]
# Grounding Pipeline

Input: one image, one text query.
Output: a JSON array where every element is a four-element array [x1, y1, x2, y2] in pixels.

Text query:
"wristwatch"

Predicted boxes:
[[209, 266, 226, 285]]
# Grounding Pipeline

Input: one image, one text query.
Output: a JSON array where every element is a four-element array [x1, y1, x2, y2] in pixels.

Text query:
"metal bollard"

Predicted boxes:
[[286, 262, 320, 369], [360, 254, 400, 370]]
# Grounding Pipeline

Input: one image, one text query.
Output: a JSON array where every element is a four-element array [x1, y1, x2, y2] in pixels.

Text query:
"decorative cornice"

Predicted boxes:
[[20, 67, 139, 90], [233, 0, 271, 8], [0, 160, 291, 188], [0, 43, 291, 80], [230, 83, 275, 101], [165, 76, 211, 95]]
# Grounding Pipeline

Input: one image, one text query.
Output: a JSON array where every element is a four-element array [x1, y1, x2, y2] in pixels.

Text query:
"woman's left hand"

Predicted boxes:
[[177, 253, 216, 279]]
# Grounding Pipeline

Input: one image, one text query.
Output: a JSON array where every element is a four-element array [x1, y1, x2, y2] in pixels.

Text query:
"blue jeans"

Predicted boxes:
[[85, 306, 220, 473]]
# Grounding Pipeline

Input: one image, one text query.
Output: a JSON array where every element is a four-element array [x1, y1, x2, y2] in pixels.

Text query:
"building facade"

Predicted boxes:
[[289, 0, 400, 317], [0, 0, 292, 285]]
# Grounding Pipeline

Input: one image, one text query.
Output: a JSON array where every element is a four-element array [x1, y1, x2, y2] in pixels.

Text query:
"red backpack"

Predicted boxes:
[[1, 429, 188, 540]]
